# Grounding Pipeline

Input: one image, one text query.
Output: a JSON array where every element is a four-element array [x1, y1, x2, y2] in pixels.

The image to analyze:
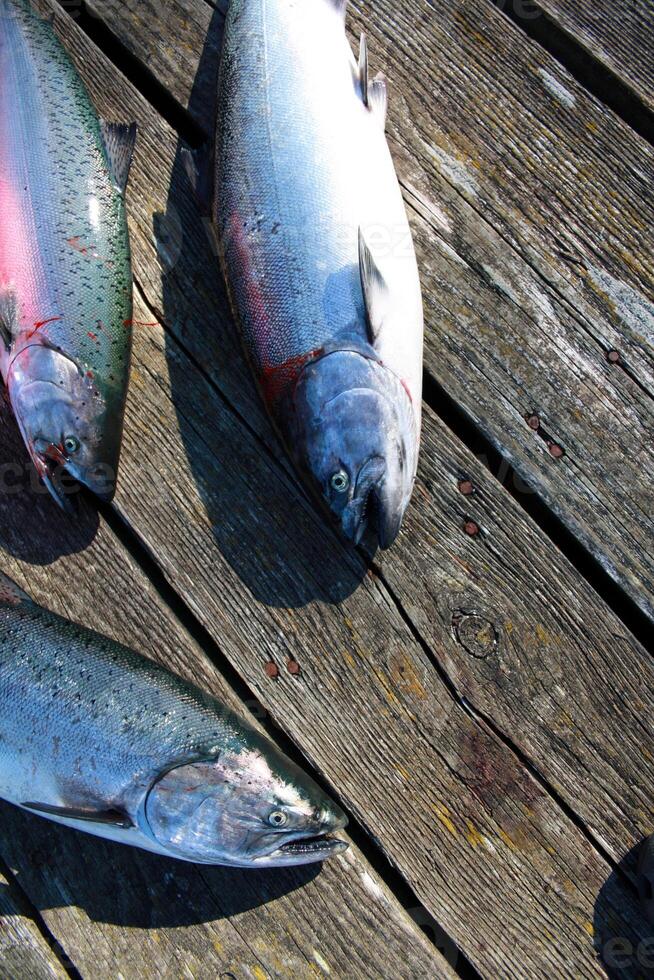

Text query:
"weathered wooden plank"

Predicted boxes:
[[24, 1, 654, 974], [60, 0, 654, 866], [0, 418, 450, 976], [0, 542, 449, 974], [0, 867, 68, 980], [35, 2, 654, 974], [80, 0, 654, 626], [535, 0, 654, 113], [123, 269, 645, 980]]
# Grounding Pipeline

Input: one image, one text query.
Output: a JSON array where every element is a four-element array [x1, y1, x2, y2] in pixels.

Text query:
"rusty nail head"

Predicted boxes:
[[607, 350, 621, 364], [527, 414, 540, 431], [287, 659, 301, 676], [264, 661, 279, 678], [458, 479, 474, 496], [548, 442, 565, 459], [463, 520, 480, 537]]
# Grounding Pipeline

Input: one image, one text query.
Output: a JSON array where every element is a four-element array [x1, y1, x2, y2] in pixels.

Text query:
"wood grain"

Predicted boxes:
[[121, 277, 642, 980], [30, 0, 654, 973], [59, 0, 654, 875], [0, 867, 68, 980], [0, 403, 449, 980], [81, 0, 654, 626], [536, 0, 654, 112]]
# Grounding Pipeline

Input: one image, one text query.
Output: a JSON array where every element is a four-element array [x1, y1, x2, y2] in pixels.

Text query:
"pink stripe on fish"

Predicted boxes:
[[0, 175, 41, 329]]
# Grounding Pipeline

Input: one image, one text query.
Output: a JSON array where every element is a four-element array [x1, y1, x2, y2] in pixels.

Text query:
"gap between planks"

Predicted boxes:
[[132, 268, 646, 894], [97, 472, 472, 979], [54, 0, 652, 897], [489, 0, 654, 146], [57, 0, 654, 646], [0, 853, 79, 980], [30, 0, 654, 968]]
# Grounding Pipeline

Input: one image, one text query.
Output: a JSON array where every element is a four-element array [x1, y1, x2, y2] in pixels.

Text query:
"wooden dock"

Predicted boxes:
[[1, 0, 653, 976]]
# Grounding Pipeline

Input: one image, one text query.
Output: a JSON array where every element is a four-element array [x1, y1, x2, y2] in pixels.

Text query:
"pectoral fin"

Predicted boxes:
[[100, 121, 138, 195], [21, 801, 134, 829], [181, 145, 220, 255], [0, 287, 18, 351], [358, 228, 388, 347], [358, 33, 369, 106], [368, 73, 387, 125], [181, 144, 213, 216], [356, 33, 387, 125]]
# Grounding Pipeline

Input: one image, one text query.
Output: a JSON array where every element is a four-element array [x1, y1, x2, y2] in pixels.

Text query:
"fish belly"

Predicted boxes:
[[216, 0, 423, 411]]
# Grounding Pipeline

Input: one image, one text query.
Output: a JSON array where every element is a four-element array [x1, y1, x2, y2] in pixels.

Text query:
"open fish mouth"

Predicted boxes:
[[340, 457, 403, 549], [27, 442, 79, 515], [256, 832, 349, 863], [28, 443, 115, 513], [278, 833, 347, 856]]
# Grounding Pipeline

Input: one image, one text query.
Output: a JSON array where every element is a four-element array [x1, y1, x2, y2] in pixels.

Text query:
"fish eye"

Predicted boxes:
[[268, 809, 288, 828], [330, 470, 350, 493], [63, 435, 80, 455]]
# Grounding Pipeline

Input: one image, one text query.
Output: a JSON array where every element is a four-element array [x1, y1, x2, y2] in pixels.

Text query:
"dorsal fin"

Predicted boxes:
[[358, 33, 368, 106], [100, 121, 137, 195], [358, 228, 388, 347], [0, 573, 33, 609]]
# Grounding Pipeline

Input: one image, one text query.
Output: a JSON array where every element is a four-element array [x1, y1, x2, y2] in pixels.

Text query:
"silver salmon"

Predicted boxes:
[[0, 0, 135, 509], [0, 573, 348, 866], [211, 0, 423, 548]]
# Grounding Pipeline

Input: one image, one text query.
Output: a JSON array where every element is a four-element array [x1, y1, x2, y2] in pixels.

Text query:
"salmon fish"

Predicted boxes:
[[0, 0, 135, 509], [207, 0, 423, 548], [0, 572, 348, 866]]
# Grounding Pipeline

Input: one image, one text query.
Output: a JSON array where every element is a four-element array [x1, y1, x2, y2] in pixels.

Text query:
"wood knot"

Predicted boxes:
[[453, 613, 499, 659]]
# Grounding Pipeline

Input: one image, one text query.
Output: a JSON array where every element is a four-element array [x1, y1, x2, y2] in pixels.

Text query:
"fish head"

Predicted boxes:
[[144, 736, 348, 867], [7, 345, 119, 509], [291, 350, 418, 549]]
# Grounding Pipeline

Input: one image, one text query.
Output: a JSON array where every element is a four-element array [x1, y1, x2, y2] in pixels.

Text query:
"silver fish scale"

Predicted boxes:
[[0, 601, 249, 813], [0, 0, 132, 414], [216, 0, 366, 380]]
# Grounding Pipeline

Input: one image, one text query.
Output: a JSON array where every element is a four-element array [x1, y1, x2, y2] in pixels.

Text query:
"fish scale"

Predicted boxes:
[[0, 573, 348, 866], [0, 0, 133, 505], [0, 0, 130, 381], [213, 0, 424, 547], [0, 599, 243, 810]]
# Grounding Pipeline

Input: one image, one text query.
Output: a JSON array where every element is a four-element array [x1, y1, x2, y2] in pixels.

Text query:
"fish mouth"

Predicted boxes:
[[252, 805, 349, 866], [340, 456, 403, 549], [26, 441, 78, 515], [7, 350, 117, 511], [277, 834, 348, 858], [26, 441, 116, 512], [254, 832, 349, 865]]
